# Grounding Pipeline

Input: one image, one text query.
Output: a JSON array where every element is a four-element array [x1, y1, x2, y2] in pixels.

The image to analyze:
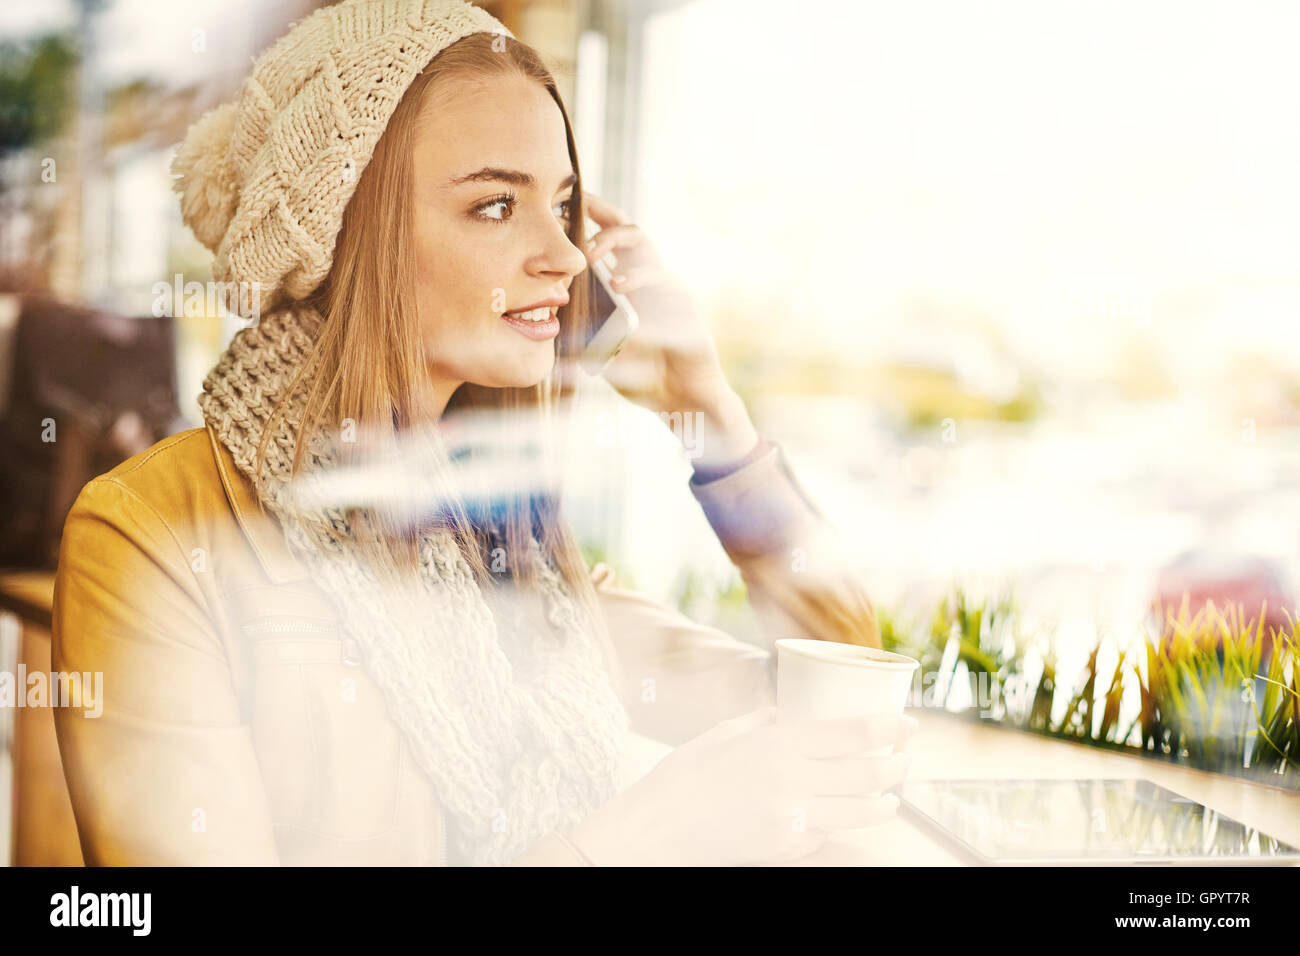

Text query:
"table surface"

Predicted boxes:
[[622, 709, 1300, 866]]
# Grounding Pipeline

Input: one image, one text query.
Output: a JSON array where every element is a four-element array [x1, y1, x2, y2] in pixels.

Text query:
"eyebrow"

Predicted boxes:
[[445, 167, 577, 191]]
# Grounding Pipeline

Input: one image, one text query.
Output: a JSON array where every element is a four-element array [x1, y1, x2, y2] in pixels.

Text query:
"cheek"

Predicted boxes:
[[415, 239, 502, 335], [418, 215, 508, 292]]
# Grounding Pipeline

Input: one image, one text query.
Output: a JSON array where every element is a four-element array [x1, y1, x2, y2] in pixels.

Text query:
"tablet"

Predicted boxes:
[[900, 778, 1300, 865]]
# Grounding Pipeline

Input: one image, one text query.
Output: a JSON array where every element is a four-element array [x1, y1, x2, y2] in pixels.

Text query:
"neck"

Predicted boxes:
[[401, 369, 464, 427]]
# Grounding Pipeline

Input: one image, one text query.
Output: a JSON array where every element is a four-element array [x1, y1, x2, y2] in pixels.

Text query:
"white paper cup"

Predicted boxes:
[[776, 639, 919, 758]]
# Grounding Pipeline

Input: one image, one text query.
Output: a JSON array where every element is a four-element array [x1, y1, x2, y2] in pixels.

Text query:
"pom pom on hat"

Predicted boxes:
[[171, 101, 240, 254]]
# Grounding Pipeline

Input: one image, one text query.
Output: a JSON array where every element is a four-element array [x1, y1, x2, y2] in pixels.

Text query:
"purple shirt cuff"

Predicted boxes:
[[689, 435, 771, 484], [687, 439, 829, 560]]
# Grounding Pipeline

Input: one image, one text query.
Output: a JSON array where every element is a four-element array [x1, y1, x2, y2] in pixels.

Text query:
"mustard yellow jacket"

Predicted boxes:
[[51, 423, 880, 865]]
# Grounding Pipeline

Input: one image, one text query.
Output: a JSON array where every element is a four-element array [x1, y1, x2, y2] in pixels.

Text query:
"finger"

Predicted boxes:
[[608, 264, 669, 295], [799, 793, 901, 832], [801, 752, 913, 797], [583, 191, 631, 228], [786, 712, 909, 758], [586, 223, 643, 265], [896, 721, 917, 754], [786, 712, 912, 759], [692, 705, 778, 750], [889, 715, 918, 756], [596, 317, 679, 350], [714, 705, 778, 739], [589, 562, 616, 589]]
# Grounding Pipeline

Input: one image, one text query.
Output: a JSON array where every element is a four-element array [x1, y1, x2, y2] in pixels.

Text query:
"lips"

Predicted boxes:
[[502, 295, 569, 321], [501, 309, 560, 341], [503, 305, 555, 322]]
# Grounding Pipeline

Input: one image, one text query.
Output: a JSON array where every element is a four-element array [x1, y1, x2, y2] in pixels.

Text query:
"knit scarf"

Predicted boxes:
[[198, 304, 629, 866]]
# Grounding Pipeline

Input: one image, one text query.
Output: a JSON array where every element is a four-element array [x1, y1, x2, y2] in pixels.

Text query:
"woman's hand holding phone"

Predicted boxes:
[[581, 192, 759, 466], [581, 193, 731, 412]]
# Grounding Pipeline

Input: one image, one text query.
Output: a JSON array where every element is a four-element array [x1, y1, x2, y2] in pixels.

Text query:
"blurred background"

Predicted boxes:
[[1, 0, 1299, 862]]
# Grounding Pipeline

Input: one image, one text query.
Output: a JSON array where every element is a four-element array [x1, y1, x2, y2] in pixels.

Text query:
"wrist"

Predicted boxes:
[[691, 434, 769, 484], [565, 786, 674, 866], [686, 387, 759, 469]]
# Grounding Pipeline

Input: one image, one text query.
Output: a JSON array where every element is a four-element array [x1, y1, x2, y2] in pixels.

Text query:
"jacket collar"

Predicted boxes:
[[206, 422, 311, 583]]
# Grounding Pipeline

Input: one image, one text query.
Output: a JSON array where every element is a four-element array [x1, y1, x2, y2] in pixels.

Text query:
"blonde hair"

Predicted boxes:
[[256, 33, 608, 650]]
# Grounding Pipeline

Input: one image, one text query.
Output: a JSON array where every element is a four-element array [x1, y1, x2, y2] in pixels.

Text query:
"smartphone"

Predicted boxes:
[[579, 217, 639, 376]]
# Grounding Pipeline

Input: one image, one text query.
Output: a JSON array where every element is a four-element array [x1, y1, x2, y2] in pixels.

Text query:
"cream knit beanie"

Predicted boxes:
[[171, 0, 511, 317]]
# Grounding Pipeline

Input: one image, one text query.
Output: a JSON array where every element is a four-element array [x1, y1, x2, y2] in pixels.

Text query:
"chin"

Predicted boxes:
[[517, 359, 555, 389], [484, 351, 556, 390]]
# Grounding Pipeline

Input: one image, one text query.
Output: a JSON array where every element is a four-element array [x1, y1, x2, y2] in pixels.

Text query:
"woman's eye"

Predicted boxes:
[[474, 195, 515, 223], [471, 193, 571, 225]]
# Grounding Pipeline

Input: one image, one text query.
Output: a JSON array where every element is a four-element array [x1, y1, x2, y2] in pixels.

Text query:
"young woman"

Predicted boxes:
[[50, 0, 912, 867]]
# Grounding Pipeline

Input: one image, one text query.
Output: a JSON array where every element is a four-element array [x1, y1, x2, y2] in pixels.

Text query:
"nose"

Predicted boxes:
[[526, 214, 589, 282]]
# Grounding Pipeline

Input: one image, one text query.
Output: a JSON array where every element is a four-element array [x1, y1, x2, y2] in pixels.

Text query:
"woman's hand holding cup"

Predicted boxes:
[[569, 704, 917, 866]]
